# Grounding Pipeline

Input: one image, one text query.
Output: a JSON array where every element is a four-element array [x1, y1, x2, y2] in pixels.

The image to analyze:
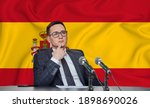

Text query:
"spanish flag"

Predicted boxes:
[[0, 0, 150, 87]]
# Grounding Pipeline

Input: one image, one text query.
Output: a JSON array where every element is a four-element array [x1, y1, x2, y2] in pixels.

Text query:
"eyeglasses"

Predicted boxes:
[[49, 30, 67, 38]]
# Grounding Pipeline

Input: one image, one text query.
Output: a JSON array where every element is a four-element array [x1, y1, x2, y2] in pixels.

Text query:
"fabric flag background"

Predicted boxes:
[[0, 0, 150, 87]]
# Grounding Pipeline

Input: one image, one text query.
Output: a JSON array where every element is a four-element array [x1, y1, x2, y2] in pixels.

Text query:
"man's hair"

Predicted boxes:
[[46, 21, 66, 35]]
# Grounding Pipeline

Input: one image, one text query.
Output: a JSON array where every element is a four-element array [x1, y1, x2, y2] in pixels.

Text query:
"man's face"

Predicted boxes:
[[47, 24, 67, 48]]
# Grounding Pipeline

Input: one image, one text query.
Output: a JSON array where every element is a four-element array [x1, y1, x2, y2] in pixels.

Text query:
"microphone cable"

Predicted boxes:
[[94, 72, 105, 90], [110, 72, 122, 91], [95, 57, 122, 91]]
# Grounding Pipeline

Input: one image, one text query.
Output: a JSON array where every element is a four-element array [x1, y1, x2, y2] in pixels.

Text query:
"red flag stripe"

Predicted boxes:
[[0, 69, 34, 86], [0, 68, 150, 87], [95, 68, 150, 87], [0, 0, 150, 22]]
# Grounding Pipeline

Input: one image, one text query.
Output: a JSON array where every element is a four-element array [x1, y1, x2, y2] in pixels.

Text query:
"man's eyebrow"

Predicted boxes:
[[51, 31, 59, 33], [52, 30, 66, 32]]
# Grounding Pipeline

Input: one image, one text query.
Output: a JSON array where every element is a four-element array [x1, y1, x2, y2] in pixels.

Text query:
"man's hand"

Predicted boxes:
[[52, 44, 66, 60]]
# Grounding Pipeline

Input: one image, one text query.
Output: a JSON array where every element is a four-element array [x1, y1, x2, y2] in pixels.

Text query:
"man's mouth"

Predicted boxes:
[[59, 41, 64, 43]]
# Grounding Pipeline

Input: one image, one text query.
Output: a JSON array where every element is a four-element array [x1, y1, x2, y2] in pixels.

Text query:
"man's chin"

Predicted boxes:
[[60, 45, 66, 49], [52, 45, 66, 48]]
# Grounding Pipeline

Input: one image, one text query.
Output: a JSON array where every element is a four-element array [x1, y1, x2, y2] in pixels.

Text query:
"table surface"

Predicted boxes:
[[0, 86, 150, 91]]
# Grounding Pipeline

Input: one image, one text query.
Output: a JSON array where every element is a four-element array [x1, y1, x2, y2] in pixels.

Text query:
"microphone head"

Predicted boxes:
[[79, 56, 86, 65], [95, 57, 101, 65]]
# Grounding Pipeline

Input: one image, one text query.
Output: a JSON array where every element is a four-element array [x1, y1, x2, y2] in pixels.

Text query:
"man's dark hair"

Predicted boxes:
[[46, 21, 66, 35]]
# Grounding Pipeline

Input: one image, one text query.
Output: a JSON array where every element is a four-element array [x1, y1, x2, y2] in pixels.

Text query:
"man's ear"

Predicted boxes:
[[46, 36, 52, 48], [46, 36, 51, 43]]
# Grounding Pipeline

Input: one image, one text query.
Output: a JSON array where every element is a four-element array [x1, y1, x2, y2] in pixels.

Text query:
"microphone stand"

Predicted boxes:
[[104, 72, 110, 91], [88, 71, 94, 91]]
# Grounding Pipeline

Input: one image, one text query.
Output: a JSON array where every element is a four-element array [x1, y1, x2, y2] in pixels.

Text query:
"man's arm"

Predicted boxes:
[[33, 53, 60, 86]]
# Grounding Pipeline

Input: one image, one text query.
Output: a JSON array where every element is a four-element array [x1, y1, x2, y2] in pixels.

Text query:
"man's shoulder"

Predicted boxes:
[[38, 48, 50, 52], [35, 48, 51, 56], [68, 49, 84, 55]]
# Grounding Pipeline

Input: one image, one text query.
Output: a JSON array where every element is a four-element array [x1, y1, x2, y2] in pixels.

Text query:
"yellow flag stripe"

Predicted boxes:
[[0, 22, 150, 68]]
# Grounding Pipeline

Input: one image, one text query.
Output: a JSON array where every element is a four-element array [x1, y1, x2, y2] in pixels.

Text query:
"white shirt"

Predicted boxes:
[[51, 53, 83, 86]]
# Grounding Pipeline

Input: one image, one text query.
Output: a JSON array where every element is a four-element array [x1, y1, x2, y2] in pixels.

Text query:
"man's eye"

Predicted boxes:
[[53, 32, 58, 35], [61, 31, 67, 34]]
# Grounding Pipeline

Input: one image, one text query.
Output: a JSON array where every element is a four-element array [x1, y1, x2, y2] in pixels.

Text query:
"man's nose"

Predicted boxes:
[[58, 33, 63, 38]]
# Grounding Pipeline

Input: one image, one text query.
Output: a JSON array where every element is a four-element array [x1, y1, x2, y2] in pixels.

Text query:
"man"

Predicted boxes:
[[34, 21, 102, 86]]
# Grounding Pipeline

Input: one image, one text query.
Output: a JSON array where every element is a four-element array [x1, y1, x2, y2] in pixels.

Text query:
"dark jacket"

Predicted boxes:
[[33, 48, 102, 86]]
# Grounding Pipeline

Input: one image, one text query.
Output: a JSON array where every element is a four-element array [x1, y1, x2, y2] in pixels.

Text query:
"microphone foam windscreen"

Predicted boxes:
[[79, 56, 86, 65], [95, 57, 101, 65]]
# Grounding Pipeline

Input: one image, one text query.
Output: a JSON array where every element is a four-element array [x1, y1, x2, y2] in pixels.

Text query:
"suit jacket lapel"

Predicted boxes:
[[67, 50, 85, 85]]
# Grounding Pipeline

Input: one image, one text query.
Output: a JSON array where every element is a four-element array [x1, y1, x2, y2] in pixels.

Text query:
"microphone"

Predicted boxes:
[[79, 56, 95, 73], [95, 57, 111, 74]]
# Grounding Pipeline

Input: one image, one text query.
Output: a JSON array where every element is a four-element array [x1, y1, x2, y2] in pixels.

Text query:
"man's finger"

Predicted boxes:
[[57, 43, 62, 49]]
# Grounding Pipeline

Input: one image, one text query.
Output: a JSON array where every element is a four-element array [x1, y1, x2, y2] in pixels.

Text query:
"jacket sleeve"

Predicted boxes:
[[33, 53, 60, 86]]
